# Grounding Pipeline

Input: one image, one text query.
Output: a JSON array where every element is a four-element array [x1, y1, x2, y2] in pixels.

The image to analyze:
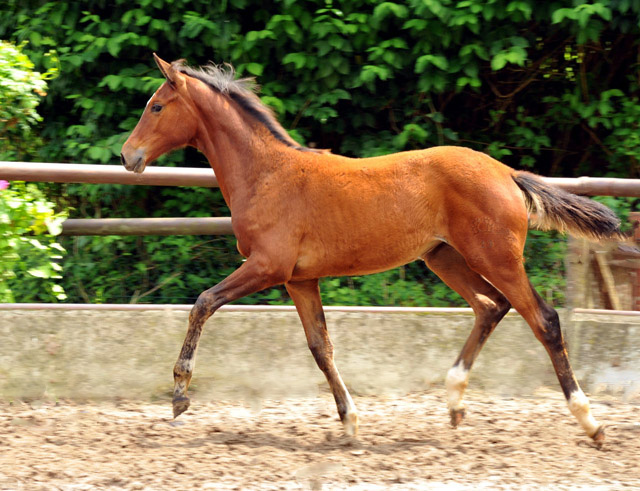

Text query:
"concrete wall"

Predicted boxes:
[[0, 310, 638, 403]]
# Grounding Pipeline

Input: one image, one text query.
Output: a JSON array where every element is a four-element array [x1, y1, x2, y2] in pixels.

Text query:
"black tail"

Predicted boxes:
[[512, 171, 627, 242]]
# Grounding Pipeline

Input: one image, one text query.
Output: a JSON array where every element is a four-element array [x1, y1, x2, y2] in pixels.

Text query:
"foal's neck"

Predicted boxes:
[[190, 84, 293, 208]]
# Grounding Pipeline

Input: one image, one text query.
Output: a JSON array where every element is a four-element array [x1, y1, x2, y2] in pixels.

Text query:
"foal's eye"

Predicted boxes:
[[150, 104, 163, 113]]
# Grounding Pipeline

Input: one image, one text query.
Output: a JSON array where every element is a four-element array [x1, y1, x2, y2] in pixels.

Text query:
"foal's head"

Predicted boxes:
[[122, 54, 327, 173], [121, 54, 199, 173]]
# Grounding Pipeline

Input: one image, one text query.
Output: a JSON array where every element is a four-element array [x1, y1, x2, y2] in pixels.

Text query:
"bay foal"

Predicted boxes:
[[121, 55, 625, 442]]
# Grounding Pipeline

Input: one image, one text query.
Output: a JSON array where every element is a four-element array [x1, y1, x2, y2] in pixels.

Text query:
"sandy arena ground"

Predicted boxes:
[[1, 389, 639, 490]]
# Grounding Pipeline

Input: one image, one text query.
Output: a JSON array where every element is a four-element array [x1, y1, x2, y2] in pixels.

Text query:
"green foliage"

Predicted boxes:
[[0, 181, 67, 302], [524, 230, 567, 306], [1, 0, 639, 306], [0, 42, 65, 302], [321, 265, 466, 307], [0, 40, 57, 159]]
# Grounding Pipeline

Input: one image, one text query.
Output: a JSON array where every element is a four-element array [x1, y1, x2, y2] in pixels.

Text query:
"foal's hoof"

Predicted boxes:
[[591, 425, 606, 446], [342, 412, 359, 437], [449, 408, 466, 428], [172, 396, 191, 419]]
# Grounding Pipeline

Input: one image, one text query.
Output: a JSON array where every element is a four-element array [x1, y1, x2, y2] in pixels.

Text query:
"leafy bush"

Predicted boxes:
[[0, 41, 66, 302], [0, 40, 57, 160], [0, 181, 67, 302]]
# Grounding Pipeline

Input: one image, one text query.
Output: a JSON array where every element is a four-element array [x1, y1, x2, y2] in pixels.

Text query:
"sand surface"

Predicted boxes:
[[1, 389, 638, 490]]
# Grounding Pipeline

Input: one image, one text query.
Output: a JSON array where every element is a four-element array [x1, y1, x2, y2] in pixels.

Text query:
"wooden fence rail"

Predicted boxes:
[[60, 217, 234, 236], [0, 161, 218, 187], [4, 161, 640, 195], [3, 161, 640, 236]]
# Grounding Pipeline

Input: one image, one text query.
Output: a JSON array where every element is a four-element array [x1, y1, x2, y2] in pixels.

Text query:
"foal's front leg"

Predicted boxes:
[[286, 279, 359, 436], [173, 257, 284, 418]]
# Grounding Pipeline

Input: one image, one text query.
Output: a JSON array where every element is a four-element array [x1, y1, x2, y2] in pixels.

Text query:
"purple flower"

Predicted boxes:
[[0, 180, 8, 190]]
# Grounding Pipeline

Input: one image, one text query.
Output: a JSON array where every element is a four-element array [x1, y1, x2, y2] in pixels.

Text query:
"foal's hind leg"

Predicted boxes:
[[423, 243, 511, 427], [285, 279, 359, 436], [453, 237, 604, 442], [173, 257, 285, 418]]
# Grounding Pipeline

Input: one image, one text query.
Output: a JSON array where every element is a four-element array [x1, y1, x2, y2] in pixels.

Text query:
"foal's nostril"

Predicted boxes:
[[120, 153, 127, 167]]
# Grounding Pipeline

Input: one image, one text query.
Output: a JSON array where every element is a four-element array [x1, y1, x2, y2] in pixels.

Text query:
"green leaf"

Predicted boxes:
[[245, 63, 264, 76], [282, 52, 307, 69], [460, 43, 488, 60], [87, 146, 110, 162], [46, 216, 66, 236], [106, 38, 121, 57], [360, 65, 391, 83], [415, 54, 449, 73], [551, 8, 576, 24], [403, 19, 428, 30], [373, 2, 409, 20], [100, 75, 122, 90], [506, 1, 533, 20], [27, 267, 50, 278], [246, 30, 260, 42], [260, 95, 285, 114], [491, 53, 507, 71]]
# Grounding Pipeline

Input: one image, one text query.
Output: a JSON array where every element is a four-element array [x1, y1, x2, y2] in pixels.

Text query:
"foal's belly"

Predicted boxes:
[[290, 230, 440, 280]]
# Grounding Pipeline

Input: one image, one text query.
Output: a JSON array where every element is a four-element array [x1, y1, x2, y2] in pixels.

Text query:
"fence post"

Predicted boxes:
[[631, 212, 640, 311]]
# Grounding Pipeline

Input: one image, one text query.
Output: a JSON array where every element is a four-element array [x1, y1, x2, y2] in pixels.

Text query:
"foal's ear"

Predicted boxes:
[[153, 53, 185, 90]]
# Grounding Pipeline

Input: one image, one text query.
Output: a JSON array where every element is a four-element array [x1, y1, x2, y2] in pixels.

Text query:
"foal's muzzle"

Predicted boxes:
[[120, 148, 147, 174]]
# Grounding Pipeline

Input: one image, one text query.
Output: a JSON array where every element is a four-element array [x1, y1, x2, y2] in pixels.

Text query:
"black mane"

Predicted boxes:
[[176, 62, 320, 153]]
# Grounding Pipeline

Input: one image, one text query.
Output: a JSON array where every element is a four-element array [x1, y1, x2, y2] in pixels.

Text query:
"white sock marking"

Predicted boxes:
[[568, 389, 600, 437], [446, 363, 469, 411]]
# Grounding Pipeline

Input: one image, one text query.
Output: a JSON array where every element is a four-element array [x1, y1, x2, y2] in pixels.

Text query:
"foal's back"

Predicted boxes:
[[285, 146, 527, 280]]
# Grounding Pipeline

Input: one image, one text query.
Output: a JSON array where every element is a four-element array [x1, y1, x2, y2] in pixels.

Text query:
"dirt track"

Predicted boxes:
[[1, 389, 639, 490]]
